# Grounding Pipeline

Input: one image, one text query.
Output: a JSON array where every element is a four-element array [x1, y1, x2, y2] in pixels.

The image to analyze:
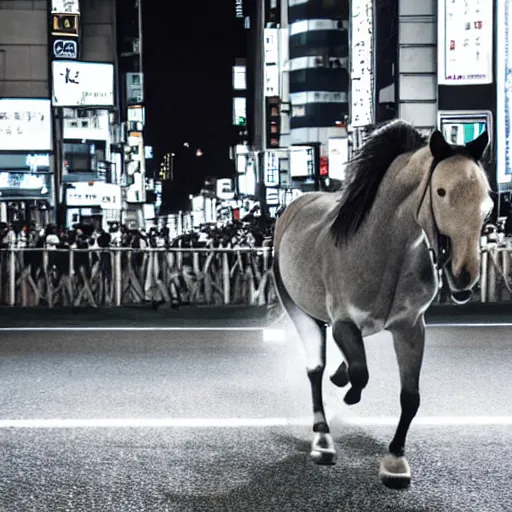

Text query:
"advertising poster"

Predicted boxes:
[[52, 61, 114, 107], [497, 0, 512, 184], [0, 99, 52, 151], [350, 0, 374, 127], [438, 0, 493, 85]]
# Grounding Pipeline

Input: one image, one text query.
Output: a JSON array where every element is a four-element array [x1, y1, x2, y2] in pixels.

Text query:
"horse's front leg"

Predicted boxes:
[[380, 318, 425, 489]]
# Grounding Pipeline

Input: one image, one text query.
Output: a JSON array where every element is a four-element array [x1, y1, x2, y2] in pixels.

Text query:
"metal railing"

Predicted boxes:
[[1, 242, 512, 308], [0, 247, 275, 308]]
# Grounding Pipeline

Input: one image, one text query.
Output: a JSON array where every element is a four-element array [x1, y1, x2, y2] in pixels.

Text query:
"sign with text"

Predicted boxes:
[[0, 99, 52, 152], [52, 13, 79, 37], [52, 37, 79, 59], [497, 0, 512, 184], [52, 0, 80, 13], [438, 0, 493, 85], [350, 0, 374, 126], [264, 28, 279, 97], [66, 182, 121, 210], [52, 61, 114, 107]]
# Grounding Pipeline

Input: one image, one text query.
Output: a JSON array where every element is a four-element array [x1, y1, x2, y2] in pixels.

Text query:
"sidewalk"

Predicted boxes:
[[0, 303, 511, 328]]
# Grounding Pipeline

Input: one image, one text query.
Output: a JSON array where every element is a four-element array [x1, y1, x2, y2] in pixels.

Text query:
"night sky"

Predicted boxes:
[[142, 1, 245, 212]]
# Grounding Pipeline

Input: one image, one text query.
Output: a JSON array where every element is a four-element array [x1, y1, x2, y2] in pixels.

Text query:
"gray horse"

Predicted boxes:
[[273, 120, 492, 488]]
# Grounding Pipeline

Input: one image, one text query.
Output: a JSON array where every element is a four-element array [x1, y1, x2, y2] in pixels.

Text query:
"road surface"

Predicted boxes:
[[0, 323, 512, 511]]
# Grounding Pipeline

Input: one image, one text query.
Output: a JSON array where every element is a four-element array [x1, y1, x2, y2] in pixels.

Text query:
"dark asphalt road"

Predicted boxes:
[[1, 326, 512, 511]]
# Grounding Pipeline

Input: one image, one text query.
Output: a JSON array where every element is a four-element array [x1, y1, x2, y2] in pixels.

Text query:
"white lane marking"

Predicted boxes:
[[1, 416, 512, 428], [428, 323, 512, 328], [2, 324, 512, 332], [0, 327, 266, 332]]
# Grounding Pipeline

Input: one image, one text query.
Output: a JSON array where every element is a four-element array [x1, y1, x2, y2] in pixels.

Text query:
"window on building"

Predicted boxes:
[[63, 141, 106, 173], [292, 105, 306, 117]]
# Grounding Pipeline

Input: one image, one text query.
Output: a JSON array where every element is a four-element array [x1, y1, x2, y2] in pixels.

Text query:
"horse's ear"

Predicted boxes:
[[429, 130, 453, 161], [465, 130, 489, 161]]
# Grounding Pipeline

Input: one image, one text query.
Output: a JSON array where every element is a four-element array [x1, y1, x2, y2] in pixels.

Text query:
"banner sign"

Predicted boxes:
[[52, 0, 80, 13], [66, 182, 121, 210], [264, 29, 279, 97], [438, 0, 493, 85], [52, 61, 114, 107], [350, 0, 374, 126], [497, 0, 512, 184], [0, 99, 52, 152]]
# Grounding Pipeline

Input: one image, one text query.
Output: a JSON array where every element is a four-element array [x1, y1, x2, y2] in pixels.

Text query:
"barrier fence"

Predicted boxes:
[[0, 243, 511, 307], [0, 247, 276, 308]]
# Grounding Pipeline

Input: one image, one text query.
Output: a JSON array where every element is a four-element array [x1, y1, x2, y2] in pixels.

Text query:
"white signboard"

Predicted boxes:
[[266, 187, 279, 206], [53, 61, 114, 107], [438, 0, 493, 85], [233, 66, 246, 90], [66, 182, 121, 210], [350, 0, 374, 127], [497, 0, 512, 184], [233, 97, 246, 125], [217, 178, 235, 200], [0, 173, 46, 190], [264, 28, 280, 97], [289, 146, 314, 178], [264, 150, 280, 186], [52, 0, 80, 13], [328, 138, 349, 181], [0, 99, 52, 151]]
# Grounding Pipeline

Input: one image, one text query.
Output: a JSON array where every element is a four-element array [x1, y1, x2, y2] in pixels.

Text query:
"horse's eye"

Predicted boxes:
[[437, 188, 446, 197]]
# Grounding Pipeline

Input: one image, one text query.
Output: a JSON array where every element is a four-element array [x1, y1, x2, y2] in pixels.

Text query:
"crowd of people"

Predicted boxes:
[[0, 209, 275, 251]]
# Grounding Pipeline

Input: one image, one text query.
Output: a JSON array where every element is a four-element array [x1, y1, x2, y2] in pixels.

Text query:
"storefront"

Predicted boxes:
[[64, 181, 121, 229], [0, 98, 54, 225]]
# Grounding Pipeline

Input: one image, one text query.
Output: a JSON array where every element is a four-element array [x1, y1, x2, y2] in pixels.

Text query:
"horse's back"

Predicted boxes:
[[274, 192, 335, 255]]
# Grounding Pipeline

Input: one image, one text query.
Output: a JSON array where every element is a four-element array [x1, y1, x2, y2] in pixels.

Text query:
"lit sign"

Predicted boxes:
[[0, 99, 52, 152], [235, 0, 243, 18], [233, 97, 246, 126], [52, 0, 80, 13], [264, 29, 279, 97], [289, 146, 314, 178], [53, 38, 78, 59], [66, 182, 122, 210], [438, 0, 493, 85], [497, 0, 512, 184], [52, 61, 114, 107], [350, 0, 374, 126], [52, 13, 79, 37], [264, 151, 279, 186]]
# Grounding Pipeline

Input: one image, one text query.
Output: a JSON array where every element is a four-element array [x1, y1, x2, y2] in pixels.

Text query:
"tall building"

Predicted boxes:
[[0, 0, 149, 229]]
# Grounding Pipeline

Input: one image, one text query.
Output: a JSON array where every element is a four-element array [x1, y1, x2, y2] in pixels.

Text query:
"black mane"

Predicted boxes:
[[330, 120, 427, 246]]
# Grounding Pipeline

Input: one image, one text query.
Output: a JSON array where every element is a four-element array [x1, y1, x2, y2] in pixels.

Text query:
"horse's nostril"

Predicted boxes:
[[460, 266, 471, 288]]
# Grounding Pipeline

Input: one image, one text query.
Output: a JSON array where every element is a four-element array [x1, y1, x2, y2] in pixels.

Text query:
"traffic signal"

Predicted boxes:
[[266, 96, 280, 148]]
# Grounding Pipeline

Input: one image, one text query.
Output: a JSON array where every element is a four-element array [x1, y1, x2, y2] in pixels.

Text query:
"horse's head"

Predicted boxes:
[[418, 129, 493, 303]]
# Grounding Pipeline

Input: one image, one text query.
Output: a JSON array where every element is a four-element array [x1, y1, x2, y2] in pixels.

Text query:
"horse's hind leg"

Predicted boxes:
[[272, 263, 336, 465], [379, 319, 425, 489], [331, 320, 369, 405]]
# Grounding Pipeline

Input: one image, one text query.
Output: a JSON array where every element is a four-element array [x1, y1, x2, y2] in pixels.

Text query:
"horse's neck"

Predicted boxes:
[[372, 149, 432, 239]]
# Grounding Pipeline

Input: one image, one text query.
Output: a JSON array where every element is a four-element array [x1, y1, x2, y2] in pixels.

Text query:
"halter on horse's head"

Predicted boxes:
[[417, 129, 493, 303]]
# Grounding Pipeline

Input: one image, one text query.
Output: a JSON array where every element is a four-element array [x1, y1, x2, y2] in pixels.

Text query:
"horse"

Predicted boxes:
[[273, 120, 492, 488]]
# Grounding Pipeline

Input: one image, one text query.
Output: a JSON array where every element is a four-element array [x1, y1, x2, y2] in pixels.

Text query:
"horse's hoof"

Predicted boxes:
[[310, 432, 337, 465], [330, 362, 349, 387], [344, 386, 362, 405], [379, 453, 411, 489]]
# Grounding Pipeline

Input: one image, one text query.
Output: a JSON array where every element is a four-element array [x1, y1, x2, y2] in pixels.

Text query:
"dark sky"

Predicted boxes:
[[142, 1, 245, 211]]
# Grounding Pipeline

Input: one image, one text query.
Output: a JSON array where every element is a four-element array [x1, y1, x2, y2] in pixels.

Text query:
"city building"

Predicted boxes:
[[236, 0, 507, 218], [0, 0, 150, 230]]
